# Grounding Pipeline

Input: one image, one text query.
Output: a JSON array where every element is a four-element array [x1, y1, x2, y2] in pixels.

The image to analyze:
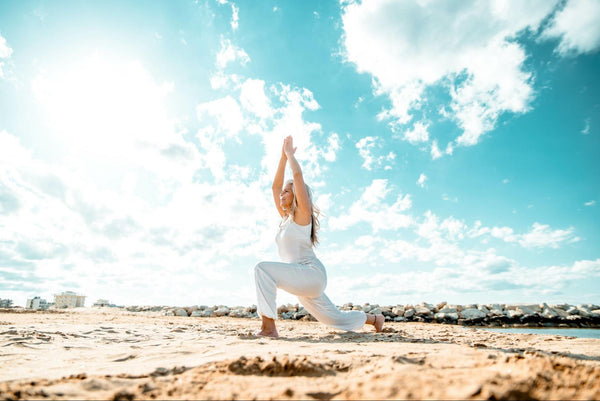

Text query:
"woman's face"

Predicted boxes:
[[280, 183, 294, 210]]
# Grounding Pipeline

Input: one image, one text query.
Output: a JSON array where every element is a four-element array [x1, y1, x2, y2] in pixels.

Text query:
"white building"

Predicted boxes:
[[54, 291, 86, 308], [93, 299, 111, 307], [26, 296, 49, 310]]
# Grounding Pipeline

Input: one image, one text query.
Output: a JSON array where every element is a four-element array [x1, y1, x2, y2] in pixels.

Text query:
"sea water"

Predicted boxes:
[[482, 328, 600, 339]]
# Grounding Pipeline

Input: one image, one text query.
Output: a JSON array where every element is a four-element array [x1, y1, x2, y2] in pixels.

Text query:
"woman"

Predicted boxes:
[[254, 135, 384, 337]]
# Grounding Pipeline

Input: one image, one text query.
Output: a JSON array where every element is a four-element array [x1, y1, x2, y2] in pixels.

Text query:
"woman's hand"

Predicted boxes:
[[283, 135, 297, 158]]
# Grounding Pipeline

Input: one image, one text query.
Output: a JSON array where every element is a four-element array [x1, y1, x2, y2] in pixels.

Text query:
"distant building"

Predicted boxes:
[[26, 296, 49, 310], [93, 299, 111, 307], [0, 299, 13, 308], [54, 291, 86, 308]]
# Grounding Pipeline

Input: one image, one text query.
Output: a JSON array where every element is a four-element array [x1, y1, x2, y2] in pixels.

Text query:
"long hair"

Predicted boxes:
[[285, 179, 320, 246]]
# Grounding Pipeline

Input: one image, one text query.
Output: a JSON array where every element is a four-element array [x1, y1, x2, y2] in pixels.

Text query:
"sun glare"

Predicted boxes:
[[32, 53, 174, 161]]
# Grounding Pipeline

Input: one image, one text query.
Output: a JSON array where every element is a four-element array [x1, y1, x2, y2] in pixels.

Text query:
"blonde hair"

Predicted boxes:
[[285, 179, 320, 246]]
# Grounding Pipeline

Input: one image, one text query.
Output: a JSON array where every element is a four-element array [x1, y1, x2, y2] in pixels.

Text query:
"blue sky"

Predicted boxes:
[[0, 0, 599, 307]]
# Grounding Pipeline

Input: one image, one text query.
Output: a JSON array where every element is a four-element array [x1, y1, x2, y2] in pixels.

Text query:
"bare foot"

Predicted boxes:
[[256, 329, 279, 338], [374, 314, 384, 333]]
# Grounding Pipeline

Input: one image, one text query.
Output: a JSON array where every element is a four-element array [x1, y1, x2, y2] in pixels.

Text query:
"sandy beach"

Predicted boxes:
[[1, 308, 600, 400]]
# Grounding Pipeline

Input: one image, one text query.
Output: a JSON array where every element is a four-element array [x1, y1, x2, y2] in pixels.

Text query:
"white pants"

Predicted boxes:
[[254, 260, 367, 332]]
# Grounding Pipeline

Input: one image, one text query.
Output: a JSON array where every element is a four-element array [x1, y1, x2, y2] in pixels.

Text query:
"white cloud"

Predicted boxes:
[[402, 121, 429, 144], [0, 35, 12, 58], [584, 200, 596, 207], [196, 95, 244, 138], [342, 0, 558, 149], [502, 178, 510, 184], [0, 34, 13, 79], [431, 140, 442, 160], [518, 222, 576, 249], [216, 37, 250, 69], [329, 179, 412, 232], [239, 78, 273, 119], [541, 0, 600, 56], [417, 173, 427, 188], [321, 133, 341, 162], [231, 4, 239, 30], [356, 136, 396, 170], [582, 118, 591, 135]]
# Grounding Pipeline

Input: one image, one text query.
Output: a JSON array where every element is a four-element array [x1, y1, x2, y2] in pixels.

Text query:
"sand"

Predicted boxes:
[[1, 308, 599, 400]]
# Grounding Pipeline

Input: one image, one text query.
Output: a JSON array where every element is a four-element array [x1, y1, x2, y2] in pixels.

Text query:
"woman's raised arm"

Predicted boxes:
[[283, 136, 312, 225], [272, 142, 287, 217]]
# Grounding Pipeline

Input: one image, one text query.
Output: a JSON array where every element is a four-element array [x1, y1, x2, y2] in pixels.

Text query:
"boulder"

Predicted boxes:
[[436, 301, 447, 310], [370, 308, 382, 315], [478, 306, 490, 314], [174, 309, 188, 317], [576, 306, 592, 318], [566, 306, 579, 315], [507, 310, 523, 318], [190, 310, 203, 317], [460, 308, 486, 319], [352, 305, 363, 311], [363, 305, 373, 313], [434, 312, 459, 321], [202, 310, 214, 317], [551, 307, 569, 318], [392, 307, 405, 316], [277, 305, 288, 314], [438, 307, 457, 314], [516, 306, 538, 316], [214, 307, 230, 317], [542, 307, 557, 318], [489, 304, 504, 312], [393, 316, 407, 322], [404, 308, 416, 318], [414, 305, 432, 316], [521, 304, 542, 313]]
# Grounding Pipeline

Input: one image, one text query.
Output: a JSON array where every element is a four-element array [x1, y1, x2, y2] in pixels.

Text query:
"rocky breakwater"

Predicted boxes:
[[145, 302, 600, 328]]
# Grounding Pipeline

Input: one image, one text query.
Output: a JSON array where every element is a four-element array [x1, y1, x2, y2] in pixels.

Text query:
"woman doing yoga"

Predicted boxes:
[[254, 135, 384, 337]]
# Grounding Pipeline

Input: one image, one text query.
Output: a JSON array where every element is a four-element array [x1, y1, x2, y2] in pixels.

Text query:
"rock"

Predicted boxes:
[[460, 308, 486, 319], [521, 304, 542, 313], [352, 305, 363, 311], [201, 310, 214, 317], [478, 306, 490, 314], [342, 303, 353, 311], [438, 307, 457, 314], [370, 308, 382, 315], [229, 309, 245, 318], [277, 305, 288, 314], [436, 301, 447, 310], [163, 310, 175, 316], [363, 305, 373, 313], [421, 302, 435, 311], [214, 307, 230, 317], [190, 310, 203, 317], [576, 306, 592, 318], [489, 304, 504, 312], [199, 305, 208, 310], [542, 307, 557, 318], [392, 307, 405, 316], [281, 312, 293, 319], [592, 309, 600, 316], [174, 309, 188, 317], [404, 309, 415, 318], [434, 312, 459, 321], [552, 307, 569, 318], [245, 305, 257, 313], [464, 304, 477, 310], [414, 305, 431, 316], [516, 306, 538, 316], [551, 303, 571, 310], [566, 306, 579, 315], [507, 310, 523, 318], [393, 316, 407, 322]]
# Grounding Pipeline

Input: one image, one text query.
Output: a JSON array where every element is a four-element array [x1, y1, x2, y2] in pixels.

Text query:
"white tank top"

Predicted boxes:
[[275, 215, 317, 264]]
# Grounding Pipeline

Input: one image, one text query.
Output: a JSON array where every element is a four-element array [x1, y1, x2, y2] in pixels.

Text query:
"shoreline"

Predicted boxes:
[[4, 301, 599, 328]]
